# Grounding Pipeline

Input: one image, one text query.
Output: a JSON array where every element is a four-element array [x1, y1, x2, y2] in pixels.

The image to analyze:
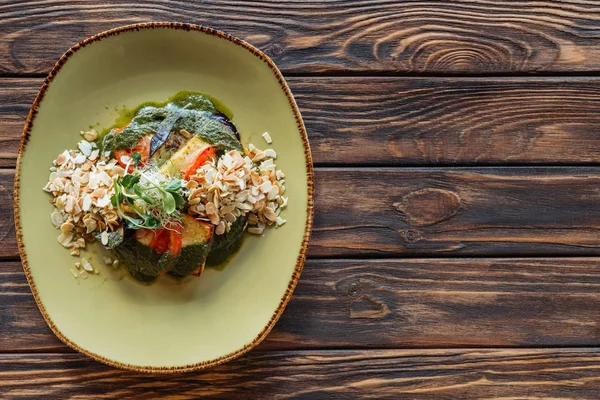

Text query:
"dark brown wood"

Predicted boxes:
[[0, 79, 36, 168], [5, 258, 600, 353], [0, 170, 14, 259], [2, 349, 600, 398], [312, 167, 600, 257], [7, 167, 600, 258], [6, 77, 600, 168], [3, 1, 600, 75]]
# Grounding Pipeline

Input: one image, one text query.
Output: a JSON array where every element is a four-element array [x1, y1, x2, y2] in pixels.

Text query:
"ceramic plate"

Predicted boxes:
[[14, 23, 313, 372]]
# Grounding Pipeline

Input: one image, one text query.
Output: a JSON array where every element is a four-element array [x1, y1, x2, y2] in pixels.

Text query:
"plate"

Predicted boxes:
[[14, 23, 313, 372]]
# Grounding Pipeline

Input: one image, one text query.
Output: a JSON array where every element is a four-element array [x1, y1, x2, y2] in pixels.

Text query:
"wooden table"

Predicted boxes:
[[4, 1, 600, 398]]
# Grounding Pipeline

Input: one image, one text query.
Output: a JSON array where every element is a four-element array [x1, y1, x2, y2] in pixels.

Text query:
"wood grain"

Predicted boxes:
[[4, 1, 600, 75], [2, 349, 600, 398], [6, 77, 600, 168], [0, 170, 15, 259], [7, 167, 600, 258], [5, 258, 600, 353], [311, 167, 600, 257]]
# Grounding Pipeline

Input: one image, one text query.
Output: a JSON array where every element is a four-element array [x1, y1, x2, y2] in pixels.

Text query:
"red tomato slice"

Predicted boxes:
[[150, 228, 170, 253], [149, 224, 182, 256], [168, 224, 183, 256], [184, 146, 216, 179], [115, 135, 152, 172]]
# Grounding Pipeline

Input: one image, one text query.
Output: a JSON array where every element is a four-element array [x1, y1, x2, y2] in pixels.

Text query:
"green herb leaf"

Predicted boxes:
[[171, 192, 186, 208], [164, 178, 181, 192], [132, 152, 142, 167], [121, 174, 140, 188], [143, 215, 161, 229], [141, 193, 156, 205], [162, 192, 176, 214]]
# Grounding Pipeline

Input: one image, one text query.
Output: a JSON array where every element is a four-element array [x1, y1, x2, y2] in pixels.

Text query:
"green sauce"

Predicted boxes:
[[100, 91, 242, 154], [206, 217, 246, 267], [114, 236, 174, 282], [169, 242, 212, 279]]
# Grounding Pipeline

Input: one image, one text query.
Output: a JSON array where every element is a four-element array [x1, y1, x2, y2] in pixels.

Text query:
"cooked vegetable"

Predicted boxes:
[[149, 106, 184, 157], [116, 215, 213, 282], [184, 146, 215, 180], [114, 135, 151, 172], [159, 135, 211, 175]]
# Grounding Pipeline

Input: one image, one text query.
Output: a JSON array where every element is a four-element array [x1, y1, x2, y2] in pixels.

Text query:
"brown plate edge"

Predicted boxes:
[[12, 22, 314, 374]]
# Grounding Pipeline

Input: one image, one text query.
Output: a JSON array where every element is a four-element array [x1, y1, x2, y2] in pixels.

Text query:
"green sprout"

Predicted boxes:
[[111, 161, 185, 230]]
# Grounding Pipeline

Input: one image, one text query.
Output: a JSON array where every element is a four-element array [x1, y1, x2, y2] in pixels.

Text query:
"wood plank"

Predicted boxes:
[[4, 258, 600, 353], [3, 1, 600, 74], [7, 167, 600, 258], [5, 77, 600, 168], [312, 167, 600, 257], [0, 170, 15, 258], [0, 78, 35, 168], [2, 349, 600, 398]]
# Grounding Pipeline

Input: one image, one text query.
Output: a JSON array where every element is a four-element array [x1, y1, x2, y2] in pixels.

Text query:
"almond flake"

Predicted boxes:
[[264, 149, 277, 159], [81, 258, 94, 272], [78, 140, 92, 156], [262, 132, 272, 144], [51, 211, 64, 227], [101, 231, 109, 246]]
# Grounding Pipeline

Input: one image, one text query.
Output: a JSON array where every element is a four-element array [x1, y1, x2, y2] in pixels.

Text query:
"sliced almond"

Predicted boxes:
[[81, 258, 94, 272], [83, 130, 98, 142], [248, 227, 264, 235], [84, 218, 97, 234], [57, 232, 74, 247], [60, 222, 74, 232], [51, 211, 64, 227], [262, 131, 272, 144], [101, 230, 109, 246]]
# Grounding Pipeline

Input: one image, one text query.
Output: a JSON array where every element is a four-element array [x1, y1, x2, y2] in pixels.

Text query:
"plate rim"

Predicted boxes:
[[13, 22, 314, 373]]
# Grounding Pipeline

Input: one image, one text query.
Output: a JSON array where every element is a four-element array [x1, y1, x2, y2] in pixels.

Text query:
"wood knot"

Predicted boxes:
[[394, 188, 461, 226], [401, 229, 421, 243], [349, 296, 390, 319], [348, 282, 362, 298], [266, 43, 284, 57]]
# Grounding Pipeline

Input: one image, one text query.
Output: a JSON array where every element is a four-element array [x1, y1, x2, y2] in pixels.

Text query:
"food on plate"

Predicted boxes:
[[43, 92, 288, 282]]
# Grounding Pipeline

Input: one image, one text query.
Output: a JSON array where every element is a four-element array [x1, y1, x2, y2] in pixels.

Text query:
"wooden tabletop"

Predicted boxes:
[[4, 1, 600, 398]]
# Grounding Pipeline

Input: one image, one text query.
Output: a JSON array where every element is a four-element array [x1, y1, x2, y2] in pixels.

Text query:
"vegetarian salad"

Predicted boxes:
[[43, 92, 288, 282]]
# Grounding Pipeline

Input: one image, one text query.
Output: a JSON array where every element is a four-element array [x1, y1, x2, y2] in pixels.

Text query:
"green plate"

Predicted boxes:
[[14, 23, 313, 373]]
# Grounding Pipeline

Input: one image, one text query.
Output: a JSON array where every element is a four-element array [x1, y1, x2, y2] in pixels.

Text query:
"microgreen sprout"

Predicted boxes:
[[111, 162, 185, 230]]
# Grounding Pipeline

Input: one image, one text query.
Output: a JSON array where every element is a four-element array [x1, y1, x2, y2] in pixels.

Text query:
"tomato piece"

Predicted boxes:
[[184, 146, 216, 179], [169, 228, 183, 256], [150, 228, 170, 253], [149, 224, 182, 256], [115, 135, 152, 172]]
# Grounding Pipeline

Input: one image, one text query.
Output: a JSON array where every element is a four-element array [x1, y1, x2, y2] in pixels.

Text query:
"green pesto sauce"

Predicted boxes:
[[206, 216, 246, 268], [100, 91, 242, 154], [114, 236, 174, 282], [168, 242, 212, 279], [115, 237, 212, 283]]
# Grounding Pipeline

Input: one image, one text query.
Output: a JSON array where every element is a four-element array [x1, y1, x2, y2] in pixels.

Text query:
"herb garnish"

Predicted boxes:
[[111, 160, 185, 230]]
